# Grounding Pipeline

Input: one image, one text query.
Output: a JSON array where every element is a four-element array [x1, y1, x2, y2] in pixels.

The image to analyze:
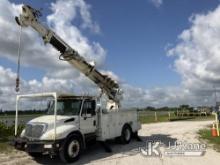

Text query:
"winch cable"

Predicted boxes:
[[15, 26, 22, 92]]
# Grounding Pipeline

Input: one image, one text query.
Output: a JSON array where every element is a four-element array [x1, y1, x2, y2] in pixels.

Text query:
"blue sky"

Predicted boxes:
[[1, 0, 220, 108], [88, 0, 220, 88], [3, 0, 218, 89]]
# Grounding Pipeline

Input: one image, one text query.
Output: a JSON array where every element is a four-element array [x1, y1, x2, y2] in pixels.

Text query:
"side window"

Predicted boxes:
[[82, 100, 96, 116]]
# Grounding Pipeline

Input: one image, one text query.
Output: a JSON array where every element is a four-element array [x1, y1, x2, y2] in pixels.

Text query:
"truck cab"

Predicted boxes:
[[15, 93, 97, 162]]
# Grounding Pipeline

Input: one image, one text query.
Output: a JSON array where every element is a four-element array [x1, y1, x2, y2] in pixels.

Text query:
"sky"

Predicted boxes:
[[1, 0, 220, 109]]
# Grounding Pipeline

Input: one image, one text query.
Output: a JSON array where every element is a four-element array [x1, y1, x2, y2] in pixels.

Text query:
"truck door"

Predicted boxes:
[[80, 99, 97, 134]]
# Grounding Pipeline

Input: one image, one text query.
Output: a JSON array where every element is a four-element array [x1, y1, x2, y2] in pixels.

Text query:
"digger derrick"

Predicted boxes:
[[15, 5, 122, 106]]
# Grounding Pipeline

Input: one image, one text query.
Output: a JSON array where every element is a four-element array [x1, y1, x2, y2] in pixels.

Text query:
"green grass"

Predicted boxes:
[[198, 127, 220, 152], [184, 115, 214, 121], [0, 123, 24, 153], [139, 114, 169, 123], [139, 112, 215, 124], [0, 140, 14, 153]]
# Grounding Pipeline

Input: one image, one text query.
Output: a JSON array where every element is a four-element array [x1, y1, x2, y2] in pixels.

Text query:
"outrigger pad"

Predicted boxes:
[[135, 136, 142, 142], [133, 132, 142, 142], [100, 141, 112, 153]]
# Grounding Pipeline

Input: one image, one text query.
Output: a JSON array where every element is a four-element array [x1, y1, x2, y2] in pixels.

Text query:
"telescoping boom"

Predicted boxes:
[[15, 5, 122, 107]]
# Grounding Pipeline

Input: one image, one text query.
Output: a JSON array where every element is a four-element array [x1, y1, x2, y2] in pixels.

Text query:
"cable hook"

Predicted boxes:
[[15, 26, 22, 92]]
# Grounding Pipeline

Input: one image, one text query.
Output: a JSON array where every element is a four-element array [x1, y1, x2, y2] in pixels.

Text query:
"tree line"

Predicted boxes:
[[137, 105, 209, 111], [0, 109, 46, 115]]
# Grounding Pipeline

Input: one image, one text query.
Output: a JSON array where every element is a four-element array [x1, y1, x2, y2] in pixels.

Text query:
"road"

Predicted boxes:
[[0, 121, 219, 165]]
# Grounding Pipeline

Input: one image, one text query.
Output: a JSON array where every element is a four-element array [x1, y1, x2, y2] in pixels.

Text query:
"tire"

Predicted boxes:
[[59, 134, 82, 163], [120, 124, 132, 144]]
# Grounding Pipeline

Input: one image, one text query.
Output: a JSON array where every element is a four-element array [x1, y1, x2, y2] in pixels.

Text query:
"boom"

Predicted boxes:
[[15, 5, 122, 106]]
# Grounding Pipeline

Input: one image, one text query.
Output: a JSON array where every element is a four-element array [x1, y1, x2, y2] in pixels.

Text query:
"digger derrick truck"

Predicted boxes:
[[13, 5, 141, 163]]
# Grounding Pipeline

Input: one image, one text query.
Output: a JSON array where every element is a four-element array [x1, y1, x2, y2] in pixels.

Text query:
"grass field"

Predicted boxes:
[[198, 126, 220, 152], [0, 114, 42, 127], [139, 111, 215, 124], [0, 114, 41, 118], [0, 140, 14, 153], [0, 122, 24, 153]]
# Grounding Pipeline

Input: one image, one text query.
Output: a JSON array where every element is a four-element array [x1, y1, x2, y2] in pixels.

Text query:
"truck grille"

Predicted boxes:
[[25, 123, 45, 138]]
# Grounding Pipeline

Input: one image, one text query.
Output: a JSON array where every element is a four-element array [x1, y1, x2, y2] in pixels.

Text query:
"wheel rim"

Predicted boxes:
[[124, 128, 131, 141], [68, 140, 80, 158]]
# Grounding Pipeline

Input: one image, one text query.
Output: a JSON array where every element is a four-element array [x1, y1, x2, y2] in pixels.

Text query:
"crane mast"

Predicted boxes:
[[15, 5, 122, 108]]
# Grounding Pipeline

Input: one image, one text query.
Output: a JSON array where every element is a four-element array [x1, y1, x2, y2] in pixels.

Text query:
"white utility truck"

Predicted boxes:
[[13, 5, 141, 163]]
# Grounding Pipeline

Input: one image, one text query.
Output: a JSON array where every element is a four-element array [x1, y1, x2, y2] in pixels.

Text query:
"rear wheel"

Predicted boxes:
[[120, 125, 132, 144], [59, 134, 82, 163]]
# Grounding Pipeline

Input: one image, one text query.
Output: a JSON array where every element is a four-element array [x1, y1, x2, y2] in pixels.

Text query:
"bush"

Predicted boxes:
[[0, 122, 24, 141]]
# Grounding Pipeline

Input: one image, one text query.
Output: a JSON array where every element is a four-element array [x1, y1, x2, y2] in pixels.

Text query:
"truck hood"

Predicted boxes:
[[28, 115, 75, 124]]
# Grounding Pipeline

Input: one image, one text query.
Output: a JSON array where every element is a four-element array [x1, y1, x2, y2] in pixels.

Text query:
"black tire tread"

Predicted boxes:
[[59, 134, 82, 163], [120, 124, 132, 144]]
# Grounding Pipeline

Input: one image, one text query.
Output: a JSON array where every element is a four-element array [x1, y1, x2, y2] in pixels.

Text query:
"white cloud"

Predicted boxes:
[[1, 0, 220, 110], [0, 0, 105, 109], [48, 0, 100, 33], [0, 0, 105, 78], [167, 5, 220, 105], [149, 0, 163, 8], [121, 85, 211, 108], [0, 0, 105, 74], [0, 64, 192, 109], [0, 66, 17, 109], [0, 65, 100, 110], [120, 3, 220, 108]]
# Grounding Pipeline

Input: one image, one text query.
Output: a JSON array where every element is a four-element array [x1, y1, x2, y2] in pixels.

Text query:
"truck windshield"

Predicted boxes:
[[47, 99, 82, 116]]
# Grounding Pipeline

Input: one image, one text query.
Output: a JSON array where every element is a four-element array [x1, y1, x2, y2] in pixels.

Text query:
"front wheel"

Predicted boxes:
[[120, 125, 132, 144], [59, 134, 82, 163]]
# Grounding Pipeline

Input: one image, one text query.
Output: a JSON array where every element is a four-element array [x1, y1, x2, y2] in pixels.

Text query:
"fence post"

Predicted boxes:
[[168, 112, 171, 121], [155, 112, 157, 122], [5, 120, 8, 129]]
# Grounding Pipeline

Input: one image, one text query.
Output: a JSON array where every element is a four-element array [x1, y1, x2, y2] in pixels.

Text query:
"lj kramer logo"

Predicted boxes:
[[139, 141, 206, 157]]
